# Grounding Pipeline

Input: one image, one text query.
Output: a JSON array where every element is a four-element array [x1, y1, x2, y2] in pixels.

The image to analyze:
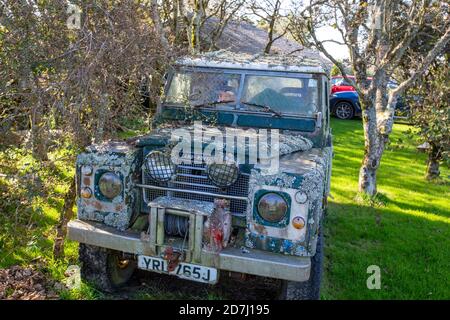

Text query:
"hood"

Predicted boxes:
[[136, 124, 314, 159]]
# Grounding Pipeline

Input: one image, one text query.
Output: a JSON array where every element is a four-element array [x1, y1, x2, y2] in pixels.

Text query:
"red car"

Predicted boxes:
[[330, 75, 373, 94]]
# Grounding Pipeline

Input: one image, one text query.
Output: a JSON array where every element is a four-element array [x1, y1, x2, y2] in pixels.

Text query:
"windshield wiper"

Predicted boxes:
[[193, 100, 235, 108], [240, 101, 282, 117]]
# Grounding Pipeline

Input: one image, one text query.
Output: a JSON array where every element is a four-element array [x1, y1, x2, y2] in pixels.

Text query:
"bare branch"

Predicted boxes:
[[393, 26, 450, 96]]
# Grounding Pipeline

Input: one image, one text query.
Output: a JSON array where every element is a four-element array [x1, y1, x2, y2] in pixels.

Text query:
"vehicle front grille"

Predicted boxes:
[[142, 162, 249, 215]]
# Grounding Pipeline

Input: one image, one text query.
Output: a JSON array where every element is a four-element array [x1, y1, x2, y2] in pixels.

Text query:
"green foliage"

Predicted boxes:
[[355, 192, 389, 207], [330, 64, 341, 77], [117, 116, 151, 140], [0, 138, 78, 274], [59, 282, 104, 300], [406, 58, 449, 176]]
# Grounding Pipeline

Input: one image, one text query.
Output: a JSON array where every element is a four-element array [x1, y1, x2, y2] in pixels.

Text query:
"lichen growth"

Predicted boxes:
[[149, 196, 215, 216], [177, 50, 328, 73], [245, 146, 332, 256], [249, 171, 298, 189], [77, 141, 141, 231]]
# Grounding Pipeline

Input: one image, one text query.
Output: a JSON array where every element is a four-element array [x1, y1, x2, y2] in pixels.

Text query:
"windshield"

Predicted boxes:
[[165, 71, 240, 107], [241, 75, 319, 116], [165, 71, 320, 116]]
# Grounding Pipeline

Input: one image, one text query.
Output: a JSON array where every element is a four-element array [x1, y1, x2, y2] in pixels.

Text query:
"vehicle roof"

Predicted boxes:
[[175, 50, 329, 75]]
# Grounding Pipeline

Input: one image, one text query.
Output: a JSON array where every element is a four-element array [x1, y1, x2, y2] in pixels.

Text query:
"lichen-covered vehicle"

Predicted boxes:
[[67, 51, 333, 300]]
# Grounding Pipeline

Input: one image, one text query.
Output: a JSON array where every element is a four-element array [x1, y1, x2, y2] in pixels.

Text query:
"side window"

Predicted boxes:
[[323, 76, 330, 128]]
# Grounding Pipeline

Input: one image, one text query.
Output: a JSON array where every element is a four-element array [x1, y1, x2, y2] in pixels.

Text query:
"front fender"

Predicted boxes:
[[245, 147, 332, 256]]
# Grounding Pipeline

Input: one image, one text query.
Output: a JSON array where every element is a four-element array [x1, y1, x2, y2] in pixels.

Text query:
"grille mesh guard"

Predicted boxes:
[[142, 162, 249, 215]]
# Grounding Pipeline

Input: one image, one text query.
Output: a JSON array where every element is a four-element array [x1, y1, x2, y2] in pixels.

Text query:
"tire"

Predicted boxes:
[[79, 243, 136, 292], [278, 227, 324, 300], [334, 101, 355, 120]]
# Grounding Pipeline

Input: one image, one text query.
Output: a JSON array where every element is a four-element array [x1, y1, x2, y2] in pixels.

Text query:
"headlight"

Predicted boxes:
[[98, 172, 122, 199], [206, 163, 239, 187], [257, 192, 288, 223], [144, 151, 176, 182]]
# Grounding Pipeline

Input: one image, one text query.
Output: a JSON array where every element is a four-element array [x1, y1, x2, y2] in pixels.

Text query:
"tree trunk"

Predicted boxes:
[[358, 86, 390, 197], [150, 0, 170, 51], [172, 0, 179, 42], [177, 0, 187, 45], [426, 143, 441, 180], [30, 90, 48, 161], [358, 70, 392, 197], [190, 0, 203, 53], [53, 176, 77, 259], [359, 104, 381, 196], [264, 20, 275, 54]]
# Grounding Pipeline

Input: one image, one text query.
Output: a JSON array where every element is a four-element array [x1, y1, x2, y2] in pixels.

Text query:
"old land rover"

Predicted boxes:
[[67, 51, 333, 300]]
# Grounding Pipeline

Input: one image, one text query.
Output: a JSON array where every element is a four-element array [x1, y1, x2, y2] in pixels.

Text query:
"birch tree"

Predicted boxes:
[[185, 0, 246, 53], [290, 0, 450, 196], [206, 0, 246, 50], [249, 0, 288, 53]]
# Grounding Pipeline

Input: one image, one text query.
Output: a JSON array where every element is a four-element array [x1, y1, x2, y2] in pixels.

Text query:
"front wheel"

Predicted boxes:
[[334, 102, 355, 120], [278, 227, 324, 300], [79, 243, 136, 292]]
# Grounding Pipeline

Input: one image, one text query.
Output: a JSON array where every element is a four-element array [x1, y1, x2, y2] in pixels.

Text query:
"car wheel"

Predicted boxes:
[[79, 243, 136, 292], [334, 102, 354, 120], [278, 227, 324, 300]]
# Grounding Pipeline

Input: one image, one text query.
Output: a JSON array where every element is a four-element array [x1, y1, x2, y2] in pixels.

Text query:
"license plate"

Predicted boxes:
[[137, 255, 218, 284]]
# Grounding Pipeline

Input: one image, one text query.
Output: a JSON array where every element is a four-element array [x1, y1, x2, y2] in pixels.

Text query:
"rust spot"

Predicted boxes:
[[115, 204, 123, 211], [93, 201, 103, 210], [140, 231, 150, 242], [253, 223, 268, 235], [83, 177, 91, 185]]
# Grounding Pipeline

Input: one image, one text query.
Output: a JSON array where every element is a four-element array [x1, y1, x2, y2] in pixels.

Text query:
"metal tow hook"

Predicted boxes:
[[163, 247, 182, 272]]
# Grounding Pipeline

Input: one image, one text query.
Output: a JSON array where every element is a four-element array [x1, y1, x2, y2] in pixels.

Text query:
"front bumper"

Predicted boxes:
[[67, 219, 311, 282]]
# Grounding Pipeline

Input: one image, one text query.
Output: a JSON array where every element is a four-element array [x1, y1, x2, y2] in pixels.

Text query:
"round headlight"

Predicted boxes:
[[144, 151, 176, 182], [206, 163, 239, 187], [257, 192, 288, 223], [98, 172, 122, 199]]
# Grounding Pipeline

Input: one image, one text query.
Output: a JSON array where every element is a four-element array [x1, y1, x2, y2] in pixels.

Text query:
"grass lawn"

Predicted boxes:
[[322, 118, 450, 299], [0, 118, 448, 299]]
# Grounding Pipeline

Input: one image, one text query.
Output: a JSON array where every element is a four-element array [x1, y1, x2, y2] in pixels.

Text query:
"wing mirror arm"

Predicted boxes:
[[316, 112, 323, 129]]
